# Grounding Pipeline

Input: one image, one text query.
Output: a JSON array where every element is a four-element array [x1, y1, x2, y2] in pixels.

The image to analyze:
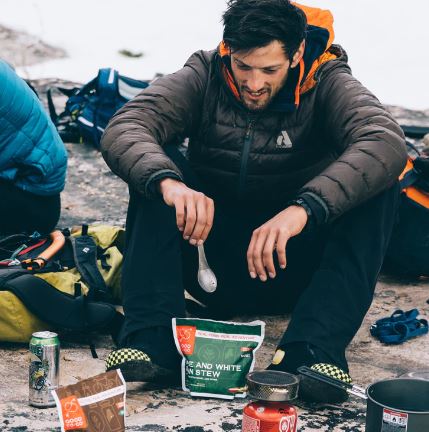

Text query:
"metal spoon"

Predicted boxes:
[[197, 244, 217, 293]]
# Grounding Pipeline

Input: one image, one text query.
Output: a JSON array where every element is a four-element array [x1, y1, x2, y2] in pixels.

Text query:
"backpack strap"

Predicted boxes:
[[400, 169, 419, 189], [400, 154, 429, 192], [96, 68, 119, 101], [47, 86, 84, 143], [47, 86, 78, 125], [68, 225, 111, 302], [0, 269, 119, 334]]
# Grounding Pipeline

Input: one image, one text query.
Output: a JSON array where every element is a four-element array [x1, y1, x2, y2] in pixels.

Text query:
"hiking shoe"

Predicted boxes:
[[105, 348, 179, 384], [268, 343, 351, 403], [298, 363, 352, 403]]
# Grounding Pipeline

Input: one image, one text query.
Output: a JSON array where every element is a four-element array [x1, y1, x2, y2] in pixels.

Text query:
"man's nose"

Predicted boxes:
[[246, 71, 265, 92]]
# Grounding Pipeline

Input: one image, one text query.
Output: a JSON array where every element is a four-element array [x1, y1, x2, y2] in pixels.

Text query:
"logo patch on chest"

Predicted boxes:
[[276, 130, 293, 149]]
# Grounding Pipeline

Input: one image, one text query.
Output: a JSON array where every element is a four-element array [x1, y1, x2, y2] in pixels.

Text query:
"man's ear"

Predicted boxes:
[[291, 40, 305, 68]]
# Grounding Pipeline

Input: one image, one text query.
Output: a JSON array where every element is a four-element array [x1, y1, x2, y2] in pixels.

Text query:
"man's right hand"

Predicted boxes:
[[159, 178, 214, 245]]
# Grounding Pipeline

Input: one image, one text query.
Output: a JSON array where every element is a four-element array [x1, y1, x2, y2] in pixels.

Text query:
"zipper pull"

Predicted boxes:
[[245, 119, 254, 139]]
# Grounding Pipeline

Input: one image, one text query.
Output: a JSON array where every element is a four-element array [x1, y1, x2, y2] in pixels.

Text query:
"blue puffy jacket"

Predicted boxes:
[[0, 60, 67, 195]]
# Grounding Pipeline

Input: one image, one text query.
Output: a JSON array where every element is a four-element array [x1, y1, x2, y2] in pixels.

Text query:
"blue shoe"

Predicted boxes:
[[373, 319, 428, 344], [370, 309, 419, 335], [370, 309, 428, 344]]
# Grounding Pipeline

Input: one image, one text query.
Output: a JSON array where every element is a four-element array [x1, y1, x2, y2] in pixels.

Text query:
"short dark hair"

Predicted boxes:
[[222, 0, 307, 59]]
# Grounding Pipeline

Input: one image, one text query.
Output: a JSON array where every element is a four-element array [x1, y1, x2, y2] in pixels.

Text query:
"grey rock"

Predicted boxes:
[[0, 24, 66, 68]]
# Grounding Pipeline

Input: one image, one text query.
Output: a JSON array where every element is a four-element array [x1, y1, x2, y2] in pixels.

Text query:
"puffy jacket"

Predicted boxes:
[[101, 5, 407, 224], [0, 60, 67, 195]]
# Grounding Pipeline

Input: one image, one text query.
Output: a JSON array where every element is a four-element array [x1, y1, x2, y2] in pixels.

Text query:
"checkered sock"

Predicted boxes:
[[124, 326, 181, 371]]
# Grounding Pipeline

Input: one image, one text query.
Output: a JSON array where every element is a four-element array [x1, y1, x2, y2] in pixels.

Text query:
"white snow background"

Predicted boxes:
[[1, 0, 428, 110]]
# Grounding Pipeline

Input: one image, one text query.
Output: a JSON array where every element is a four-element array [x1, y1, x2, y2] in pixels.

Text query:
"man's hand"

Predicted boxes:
[[159, 178, 214, 245], [247, 205, 308, 281]]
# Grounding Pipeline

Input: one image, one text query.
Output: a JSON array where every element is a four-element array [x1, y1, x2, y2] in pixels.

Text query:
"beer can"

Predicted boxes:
[[29, 331, 60, 408]]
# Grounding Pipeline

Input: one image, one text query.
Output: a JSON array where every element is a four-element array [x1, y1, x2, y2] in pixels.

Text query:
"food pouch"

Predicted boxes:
[[52, 370, 126, 432], [173, 318, 265, 399]]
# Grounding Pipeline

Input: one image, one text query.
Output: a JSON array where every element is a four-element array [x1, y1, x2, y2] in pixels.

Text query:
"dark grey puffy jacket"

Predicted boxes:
[[101, 47, 407, 224]]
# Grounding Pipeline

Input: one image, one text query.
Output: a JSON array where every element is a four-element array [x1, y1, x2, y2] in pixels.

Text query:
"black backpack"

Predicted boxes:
[[385, 126, 429, 277], [0, 225, 124, 353]]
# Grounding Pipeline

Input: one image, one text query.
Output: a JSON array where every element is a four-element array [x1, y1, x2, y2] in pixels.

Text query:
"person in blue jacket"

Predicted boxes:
[[0, 60, 67, 234]]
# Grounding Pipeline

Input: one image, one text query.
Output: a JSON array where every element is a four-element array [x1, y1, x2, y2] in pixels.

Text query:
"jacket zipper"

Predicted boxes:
[[238, 117, 255, 198]]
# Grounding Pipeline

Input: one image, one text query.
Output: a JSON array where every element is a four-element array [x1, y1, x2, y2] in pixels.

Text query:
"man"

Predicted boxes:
[[101, 0, 407, 402], [0, 60, 67, 234]]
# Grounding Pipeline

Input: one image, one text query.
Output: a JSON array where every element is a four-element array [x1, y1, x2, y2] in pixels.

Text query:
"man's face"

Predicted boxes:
[[230, 40, 300, 111]]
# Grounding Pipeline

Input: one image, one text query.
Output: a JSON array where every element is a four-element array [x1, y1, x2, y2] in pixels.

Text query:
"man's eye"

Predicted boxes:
[[237, 64, 251, 70], [263, 69, 277, 74]]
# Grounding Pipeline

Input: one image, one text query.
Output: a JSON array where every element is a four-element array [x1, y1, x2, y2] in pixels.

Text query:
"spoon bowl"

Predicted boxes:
[[197, 244, 217, 293]]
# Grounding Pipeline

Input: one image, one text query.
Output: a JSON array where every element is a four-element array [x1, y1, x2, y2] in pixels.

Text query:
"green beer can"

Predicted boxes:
[[29, 331, 60, 408]]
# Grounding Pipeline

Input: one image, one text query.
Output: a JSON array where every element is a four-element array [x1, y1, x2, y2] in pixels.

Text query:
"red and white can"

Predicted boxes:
[[242, 401, 297, 432]]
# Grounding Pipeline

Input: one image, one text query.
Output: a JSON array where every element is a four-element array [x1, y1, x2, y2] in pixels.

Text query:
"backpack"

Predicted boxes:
[[0, 225, 125, 346], [385, 136, 429, 277], [47, 68, 149, 147]]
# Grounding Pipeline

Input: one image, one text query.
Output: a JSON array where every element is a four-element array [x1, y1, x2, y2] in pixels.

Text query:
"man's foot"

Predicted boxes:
[[105, 348, 180, 384], [267, 342, 351, 403], [298, 362, 352, 403]]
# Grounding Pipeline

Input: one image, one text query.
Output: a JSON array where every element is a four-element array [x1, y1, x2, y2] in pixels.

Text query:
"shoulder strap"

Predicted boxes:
[[96, 68, 119, 101], [68, 225, 111, 302], [47, 86, 79, 125], [400, 156, 429, 192], [400, 169, 419, 189]]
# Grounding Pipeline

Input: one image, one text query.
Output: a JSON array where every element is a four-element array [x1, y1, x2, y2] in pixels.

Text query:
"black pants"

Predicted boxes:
[[120, 146, 400, 369], [0, 180, 61, 234]]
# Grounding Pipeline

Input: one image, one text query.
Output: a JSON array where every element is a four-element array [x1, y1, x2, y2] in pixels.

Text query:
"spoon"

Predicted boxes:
[[197, 244, 217, 293]]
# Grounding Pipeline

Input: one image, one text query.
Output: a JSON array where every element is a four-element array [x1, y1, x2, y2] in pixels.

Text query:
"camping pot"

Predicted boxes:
[[298, 366, 429, 432]]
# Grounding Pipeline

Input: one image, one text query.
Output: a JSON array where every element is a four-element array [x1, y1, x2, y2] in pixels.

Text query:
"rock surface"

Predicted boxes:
[[0, 24, 66, 68], [1, 30, 429, 432], [1, 278, 429, 431]]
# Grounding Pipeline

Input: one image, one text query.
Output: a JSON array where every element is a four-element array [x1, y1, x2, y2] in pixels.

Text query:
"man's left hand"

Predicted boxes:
[[247, 205, 308, 281]]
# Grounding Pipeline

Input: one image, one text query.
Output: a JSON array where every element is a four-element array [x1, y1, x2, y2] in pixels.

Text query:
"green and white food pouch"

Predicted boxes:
[[173, 318, 265, 399]]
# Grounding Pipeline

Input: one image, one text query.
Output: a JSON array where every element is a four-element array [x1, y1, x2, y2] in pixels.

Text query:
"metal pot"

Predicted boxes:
[[246, 370, 299, 401], [299, 366, 429, 432]]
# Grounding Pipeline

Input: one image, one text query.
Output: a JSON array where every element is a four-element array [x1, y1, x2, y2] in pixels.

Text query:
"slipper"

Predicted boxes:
[[370, 309, 419, 337], [374, 319, 428, 344]]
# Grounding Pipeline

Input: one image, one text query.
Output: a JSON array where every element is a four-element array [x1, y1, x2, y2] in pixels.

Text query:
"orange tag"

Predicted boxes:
[[60, 395, 88, 430], [176, 325, 197, 355]]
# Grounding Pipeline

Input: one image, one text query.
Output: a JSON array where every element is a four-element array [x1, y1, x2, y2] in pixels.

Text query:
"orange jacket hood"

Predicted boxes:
[[219, 2, 338, 111]]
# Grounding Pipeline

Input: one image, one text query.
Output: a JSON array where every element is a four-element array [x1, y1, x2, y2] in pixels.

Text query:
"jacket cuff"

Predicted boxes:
[[295, 192, 330, 228], [145, 170, 183, 199]]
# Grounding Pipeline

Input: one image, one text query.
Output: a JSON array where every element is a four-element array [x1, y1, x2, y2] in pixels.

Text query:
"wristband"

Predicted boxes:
[[287, 198, 313, 229]]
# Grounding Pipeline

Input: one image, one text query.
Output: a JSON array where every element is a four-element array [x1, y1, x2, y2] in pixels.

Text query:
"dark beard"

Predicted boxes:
[[238, 69, 290, 112]]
